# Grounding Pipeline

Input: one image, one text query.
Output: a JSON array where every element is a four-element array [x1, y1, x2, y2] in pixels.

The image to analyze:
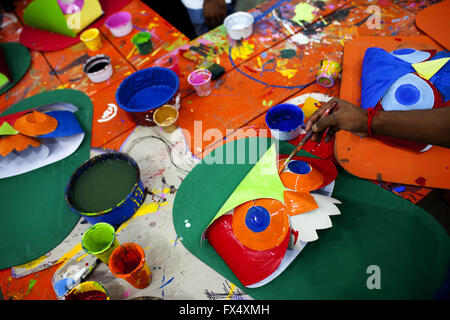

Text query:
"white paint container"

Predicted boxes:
[[83, 55, 113, 83], [224, 12, 254, 40]]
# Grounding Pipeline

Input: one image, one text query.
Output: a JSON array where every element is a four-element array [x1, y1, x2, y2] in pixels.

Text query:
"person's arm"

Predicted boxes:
[[304, 97, 450, 148], [203, 0, 227, 29]]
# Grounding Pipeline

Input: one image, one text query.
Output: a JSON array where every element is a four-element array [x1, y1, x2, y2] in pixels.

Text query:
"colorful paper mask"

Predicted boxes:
[[204, 145, 341, 287], [361, 47, 450, 152], [0, 103, 85, 179], [23, 0, 103, 37]]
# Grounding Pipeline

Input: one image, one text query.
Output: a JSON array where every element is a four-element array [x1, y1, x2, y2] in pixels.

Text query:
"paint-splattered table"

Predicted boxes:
[[0, 0, 443, 300]]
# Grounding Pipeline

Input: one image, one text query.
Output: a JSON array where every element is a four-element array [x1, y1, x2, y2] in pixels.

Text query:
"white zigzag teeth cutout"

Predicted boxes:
[[290, 194, 342, 243]]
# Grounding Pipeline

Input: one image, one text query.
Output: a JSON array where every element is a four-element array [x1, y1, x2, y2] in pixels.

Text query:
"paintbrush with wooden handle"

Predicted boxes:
[[278, 101, 338, 174]]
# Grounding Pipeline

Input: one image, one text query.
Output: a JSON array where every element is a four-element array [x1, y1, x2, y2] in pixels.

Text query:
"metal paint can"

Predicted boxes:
[[65, 152, 146, 226]]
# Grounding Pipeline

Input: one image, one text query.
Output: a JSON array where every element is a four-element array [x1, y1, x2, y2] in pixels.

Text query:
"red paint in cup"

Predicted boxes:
[[109, 243, 152, 289]]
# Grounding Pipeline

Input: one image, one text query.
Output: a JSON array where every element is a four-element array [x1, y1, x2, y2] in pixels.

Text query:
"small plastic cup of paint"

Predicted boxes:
[[265, 103, 304, 141], [64, 281, 110, 300], [131, 32, 153, 55], [153, 105, 179, 133], [187, 69, 212, 97], [109, 243, 152, 289], [81, 222, 120, 265], [154, 54, 180, 76], [80, 28, 102, 51], [105, 11, 133, 37], [83, 54, 113, 83], [316, 59, 342, 88]]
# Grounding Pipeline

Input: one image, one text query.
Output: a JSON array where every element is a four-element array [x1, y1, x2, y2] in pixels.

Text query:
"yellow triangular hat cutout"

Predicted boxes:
[[202, 143, 286, 236], [412, 58, 450, 80]]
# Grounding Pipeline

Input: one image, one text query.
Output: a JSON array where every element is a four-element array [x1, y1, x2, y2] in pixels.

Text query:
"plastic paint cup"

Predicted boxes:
[[80, 28, 102, 51], [81, 222, 120, 265], [105, 11, 133, 37], [155, 54, 180, 76], [224, 11, 254, 40], [187, 69, 212, 97], [265, 104, 304, 141], [316, 59, 342, 88], [64, 281, 110, 300], [153, 105, 179, 133], [83, 54, 113, 83], [131, 32, 153, 55], [109, 243, 152, 289]]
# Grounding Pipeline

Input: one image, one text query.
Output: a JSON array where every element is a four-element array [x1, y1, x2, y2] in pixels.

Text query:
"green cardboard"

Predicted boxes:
[[0, 89, 92, 269], [23, 0, 76, 38], [173, 137, 450, 299], [0, 43, 31, 96]]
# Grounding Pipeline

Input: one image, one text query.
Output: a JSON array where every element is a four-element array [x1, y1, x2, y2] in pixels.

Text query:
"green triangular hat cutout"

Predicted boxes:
[[412, 57, 450, 80], [203, 143, 286, 234], [23, 0, 77, 38], [0, 122, 19, 136]]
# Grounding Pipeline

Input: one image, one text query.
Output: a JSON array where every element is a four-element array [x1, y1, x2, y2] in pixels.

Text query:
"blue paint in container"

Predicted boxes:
[[265, 103, 304, 141], [116, 67, 180, 126]]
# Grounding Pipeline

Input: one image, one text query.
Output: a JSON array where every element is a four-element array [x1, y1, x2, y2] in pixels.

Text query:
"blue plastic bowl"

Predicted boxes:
[[265, 103, 304, 141], [116, 67, 180, 125]]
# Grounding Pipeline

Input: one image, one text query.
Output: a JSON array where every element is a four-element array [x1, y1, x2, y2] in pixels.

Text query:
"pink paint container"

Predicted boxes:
[[105, 12, 133, 37], [188, 69, 212, 97], [155, 54, 180, 76]]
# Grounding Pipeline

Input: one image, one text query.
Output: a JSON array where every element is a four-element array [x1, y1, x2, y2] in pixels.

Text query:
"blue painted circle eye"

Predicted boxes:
[[245, 206, 271, 233], [395, 84, 420, 106], [287, 160, 312, 174], [392, 48, 415, 55]]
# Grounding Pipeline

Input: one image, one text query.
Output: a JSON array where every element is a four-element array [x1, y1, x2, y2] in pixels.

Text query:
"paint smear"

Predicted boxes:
[[292, 3, 316, 24], [231, 41, 255, 60], [116, 201, 169, 233], [26, 279, 37, 295], [415, 177, 426, 186]]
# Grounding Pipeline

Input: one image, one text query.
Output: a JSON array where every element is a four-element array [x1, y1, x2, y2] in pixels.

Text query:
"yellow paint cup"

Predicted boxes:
[[80, 28, 102, 51], [153, 105, 179, 133]]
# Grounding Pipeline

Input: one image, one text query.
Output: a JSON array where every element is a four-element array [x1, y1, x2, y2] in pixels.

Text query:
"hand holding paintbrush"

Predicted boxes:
[[278, 100, 338, 174]]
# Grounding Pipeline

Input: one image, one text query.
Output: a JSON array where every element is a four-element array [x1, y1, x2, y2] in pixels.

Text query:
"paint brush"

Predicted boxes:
[[278, 101, 338, 174]]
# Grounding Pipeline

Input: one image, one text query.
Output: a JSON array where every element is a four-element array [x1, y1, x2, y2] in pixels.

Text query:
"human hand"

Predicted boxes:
[[304, 98, 368, 143], [203, 0, 227, 30]]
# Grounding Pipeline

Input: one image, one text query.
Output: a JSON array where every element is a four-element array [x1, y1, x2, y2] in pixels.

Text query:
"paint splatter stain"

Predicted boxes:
[[280, 49, 297, 59], [415, 177, 426, 186]]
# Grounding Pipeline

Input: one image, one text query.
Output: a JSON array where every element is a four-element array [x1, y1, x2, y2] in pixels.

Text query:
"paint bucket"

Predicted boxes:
[[64, 281, 110, 300], [188, 69, 212, 97], [80, 28, 102, 51], [81, 222, 120, 265], [109, 243, 152, 289], [131, 32, 153, 55], [154, 53, 180, 76], [116, 67, 180, 126], [224, 11, 254, 40], [105, 11, 133, 37], [83, 54, 113, 83], [265, 104, 304, 141], [65, 152, 146, 226], [316, 59, 342, 88], [153, 105, 179, 133]]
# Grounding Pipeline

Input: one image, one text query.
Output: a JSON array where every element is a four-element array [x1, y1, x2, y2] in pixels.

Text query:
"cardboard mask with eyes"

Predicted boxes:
[[204, 145, 341, 288], [361, 47, 450, 152]]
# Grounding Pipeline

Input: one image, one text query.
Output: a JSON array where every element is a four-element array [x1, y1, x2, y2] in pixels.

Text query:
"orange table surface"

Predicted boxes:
[[0, 0, 443, 300]]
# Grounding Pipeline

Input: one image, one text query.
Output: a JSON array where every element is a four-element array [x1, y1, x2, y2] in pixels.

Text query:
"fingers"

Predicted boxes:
[[312, 112, 338, 133], [305, 98, 336, 132]]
